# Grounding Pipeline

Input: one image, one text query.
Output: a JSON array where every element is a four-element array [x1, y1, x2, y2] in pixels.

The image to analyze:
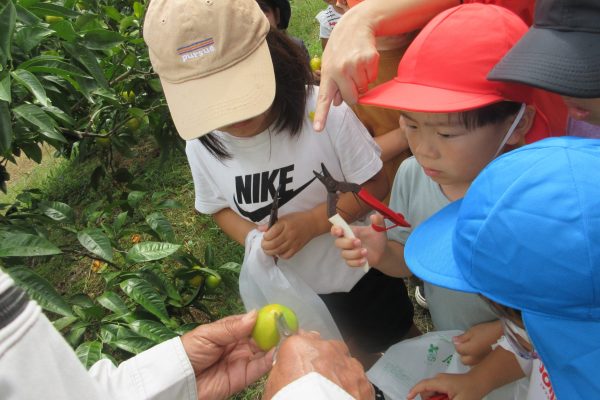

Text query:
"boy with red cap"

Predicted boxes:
[[333, 2, 566, 366]]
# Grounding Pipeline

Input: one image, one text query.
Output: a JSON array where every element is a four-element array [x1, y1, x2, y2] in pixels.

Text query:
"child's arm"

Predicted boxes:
[[374, 127, 409, 163], [453, 320, 503, 366], [407, 347, 526, 400], [212, 208, 257, 246], [261, 169, 388, 259], [332, 213, 412, 277]]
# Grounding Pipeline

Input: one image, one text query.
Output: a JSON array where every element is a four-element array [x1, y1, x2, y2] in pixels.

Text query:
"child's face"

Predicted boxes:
[[218, 108, 274, 138], [562, 96, 600, 126], [400, 111, 518, 197]]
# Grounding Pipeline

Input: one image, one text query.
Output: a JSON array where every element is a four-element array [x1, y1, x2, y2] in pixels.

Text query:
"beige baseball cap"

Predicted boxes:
[[143, 0, 276, 140]]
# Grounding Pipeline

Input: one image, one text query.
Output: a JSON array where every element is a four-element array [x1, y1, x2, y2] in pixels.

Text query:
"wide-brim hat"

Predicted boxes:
[[488, 0, 600, 98], [404, 137, 600, 399], [358, 4, 554, 141], [144, 0, 275, 140]]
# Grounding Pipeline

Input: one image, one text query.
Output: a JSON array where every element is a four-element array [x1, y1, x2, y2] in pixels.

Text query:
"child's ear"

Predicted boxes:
[[507, 105, 536, 145]]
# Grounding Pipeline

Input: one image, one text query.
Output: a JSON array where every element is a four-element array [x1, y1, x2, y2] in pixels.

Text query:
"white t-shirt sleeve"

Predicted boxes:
[[315, 11, 332, 39], [325, 102, 382, 185], [272, 372, 355, 400], [185, 139, 229, 214], [496, 335, 534, 376]]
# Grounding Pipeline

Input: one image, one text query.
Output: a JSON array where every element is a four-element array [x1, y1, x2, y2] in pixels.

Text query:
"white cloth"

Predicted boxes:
[[497, 336, 559, 400], [0, 271, 196, 400], [387, 157, 497, 330], [186, 87, 382, 294], [272, 372, 355, 400], [315, 5, 342, 39]]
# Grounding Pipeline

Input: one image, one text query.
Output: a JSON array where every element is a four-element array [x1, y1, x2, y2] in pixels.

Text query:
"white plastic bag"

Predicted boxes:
[[367, 330, 525, 400], [239, 229, 342, 340]]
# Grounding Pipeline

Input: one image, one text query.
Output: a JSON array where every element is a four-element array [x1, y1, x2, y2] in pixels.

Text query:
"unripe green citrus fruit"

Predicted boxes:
[[310, 56, 322, 72], [205, 274, 221, 290], [45, 15, 64, 23], [251, 304, 298, 351]]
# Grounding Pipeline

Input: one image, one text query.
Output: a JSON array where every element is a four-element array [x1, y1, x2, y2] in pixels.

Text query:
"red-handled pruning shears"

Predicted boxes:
[[313, 163, 410, 231]]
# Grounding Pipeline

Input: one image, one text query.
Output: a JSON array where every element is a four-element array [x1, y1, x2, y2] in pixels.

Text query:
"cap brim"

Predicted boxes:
[[488, 27, 600, 98], [405, 199, 478, 293], [523, 311, 600, 398], [358, 79, 503, 113], [161, 41, 276, 140]]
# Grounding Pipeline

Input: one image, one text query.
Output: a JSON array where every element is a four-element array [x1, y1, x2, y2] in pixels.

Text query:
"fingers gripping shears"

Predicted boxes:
[[312, 163, 411, 231]]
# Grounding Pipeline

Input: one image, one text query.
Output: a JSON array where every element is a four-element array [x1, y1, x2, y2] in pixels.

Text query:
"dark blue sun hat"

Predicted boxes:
[[405, 136, 600, 398]]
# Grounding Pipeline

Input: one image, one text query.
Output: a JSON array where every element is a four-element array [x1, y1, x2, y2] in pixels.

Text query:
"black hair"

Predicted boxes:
[[458, 101, 522, 131], [256, 0, 291, 29], [199, 28, 312, 160]]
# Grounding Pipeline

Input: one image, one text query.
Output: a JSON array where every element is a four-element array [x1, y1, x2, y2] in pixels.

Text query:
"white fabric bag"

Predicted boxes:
[[239, 229, 342, 340], [367, 330, 525, 400]]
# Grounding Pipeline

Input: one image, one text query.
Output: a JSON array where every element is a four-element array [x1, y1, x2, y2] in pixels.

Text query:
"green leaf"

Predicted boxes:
[[77, 228, 113, 262], [127, 190, 145, 208], [133, 2, 144, 19], [102, 5, 122, 22], [154, 199, 182, 209], [43, 105, 75, 127], [0, 101, 12, 155], [111, 335, 154, 354], [0, 0, 16, 66], [12, 69, 49, 106], [9, 267, 73, 316], [148, 78, 163, 93], [97, 291, 130, 315], [143, 268, 182, 303], [129, 320, 177, 344], [52, 315, 78, 331], [11, 69, 50, 107], [146, 212, 175, 243], [113, 211, 128, 234], [62, 43, 108, 87], [218, 261, 241, 274], [119, 278, 169, 322], [28, 3, 80, 18], [50, 20, 78, 42], [66, 321, 88, 347], [80, 29, 124, 50], [76, 341, 103, 369], [0, 232, 62, 257], [21, 56, 89, 79], [38, 200, 74, 222], [13, 25, 53, 53], [126, 242, 180, 263], [12, 104, 67, 143], [0, 73, 11, 102], [20, 142, 42, 163], [174, 322, 199, 336], [15, 3, 40, 25]]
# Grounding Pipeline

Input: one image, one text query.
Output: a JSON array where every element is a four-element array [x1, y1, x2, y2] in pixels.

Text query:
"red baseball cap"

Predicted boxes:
[[359, 4, 557, 141]]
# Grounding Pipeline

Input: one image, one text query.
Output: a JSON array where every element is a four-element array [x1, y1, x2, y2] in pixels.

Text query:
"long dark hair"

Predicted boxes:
[[199, 28, 312, 159]]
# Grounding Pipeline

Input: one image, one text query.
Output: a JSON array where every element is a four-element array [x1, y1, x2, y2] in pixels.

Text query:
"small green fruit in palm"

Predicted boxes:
[[251, 304, 299, 351]]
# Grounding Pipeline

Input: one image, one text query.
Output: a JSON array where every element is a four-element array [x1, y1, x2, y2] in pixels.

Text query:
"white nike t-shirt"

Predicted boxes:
[[185, 87, 382, 293]]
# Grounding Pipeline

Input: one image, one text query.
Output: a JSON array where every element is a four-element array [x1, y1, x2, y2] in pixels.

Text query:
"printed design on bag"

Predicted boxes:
[[177, 38, 216, 62], [233, 164, 317, 222], [441, 354, 453, 365], [427, 344, 439, 362]]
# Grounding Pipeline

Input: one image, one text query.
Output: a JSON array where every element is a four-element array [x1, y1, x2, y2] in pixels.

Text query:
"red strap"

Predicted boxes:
[[357, 188, 411, 228]]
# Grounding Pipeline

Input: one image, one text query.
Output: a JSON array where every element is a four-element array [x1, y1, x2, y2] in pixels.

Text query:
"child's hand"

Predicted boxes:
[[260, 211, 317, 259], [407, 373, 486, 400], [452, 320, 503, 366], [331, 213, 387, 268]]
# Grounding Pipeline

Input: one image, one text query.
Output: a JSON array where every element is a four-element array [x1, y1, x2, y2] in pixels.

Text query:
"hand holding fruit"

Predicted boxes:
[[263, 330, 374, 400], [251, 304, 299, 351], [181, 311, 273, 400]]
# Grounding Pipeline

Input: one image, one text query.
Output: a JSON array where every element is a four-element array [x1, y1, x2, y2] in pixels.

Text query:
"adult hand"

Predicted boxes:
[[260, 211, 319, 259], [407, 372, 487, 400], [331, 213, 387, 267], [181, 311, 273, 400], [453, 320, 503, 366], [313, 6, 379, 132], [263, 331, 374, 399]]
